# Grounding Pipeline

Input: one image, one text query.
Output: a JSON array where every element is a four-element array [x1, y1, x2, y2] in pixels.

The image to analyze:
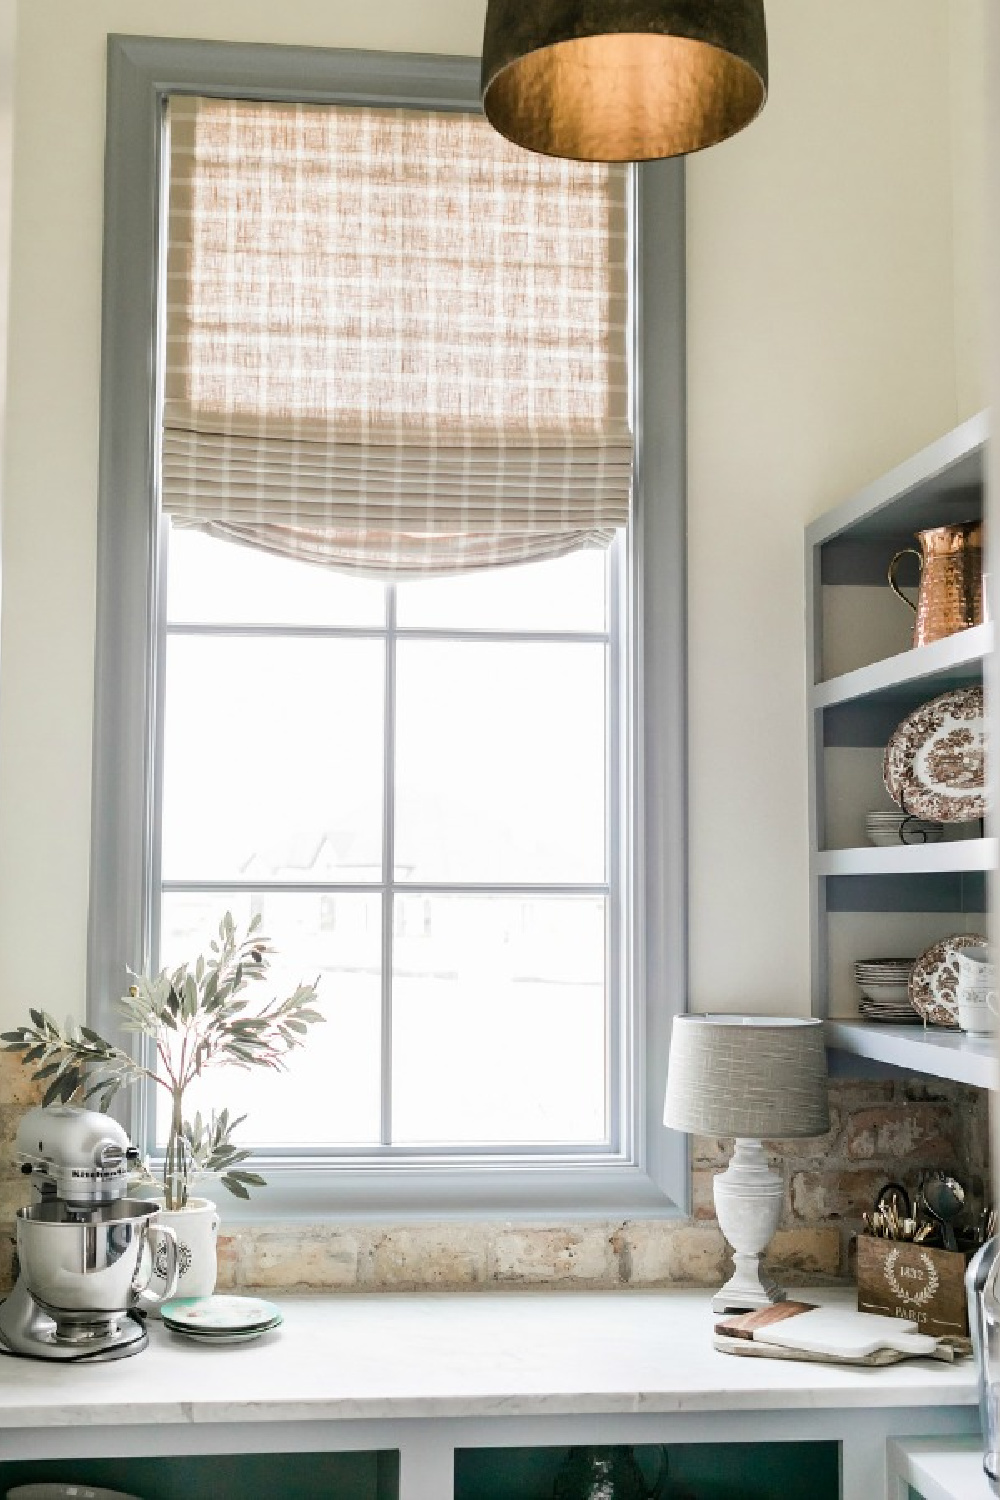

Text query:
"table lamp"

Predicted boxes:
[[663, 1015, 829, 1314]]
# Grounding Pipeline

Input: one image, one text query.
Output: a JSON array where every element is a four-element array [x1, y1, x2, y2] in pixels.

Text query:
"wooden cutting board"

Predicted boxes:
[[713, 1301, 818, 1341], [713, 1301, 953, 1366]]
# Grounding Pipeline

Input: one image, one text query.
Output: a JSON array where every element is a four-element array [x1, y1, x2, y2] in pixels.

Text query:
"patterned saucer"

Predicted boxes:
[[883, 687, 986, 823], [909, 933, 987, 1028]]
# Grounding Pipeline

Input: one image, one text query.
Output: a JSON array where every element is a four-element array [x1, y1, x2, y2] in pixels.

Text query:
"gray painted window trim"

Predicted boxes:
[[91, 34, 688, 1221]]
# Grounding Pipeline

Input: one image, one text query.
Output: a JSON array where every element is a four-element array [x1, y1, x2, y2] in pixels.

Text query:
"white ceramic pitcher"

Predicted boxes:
[[140, 1196, 219, 1313]]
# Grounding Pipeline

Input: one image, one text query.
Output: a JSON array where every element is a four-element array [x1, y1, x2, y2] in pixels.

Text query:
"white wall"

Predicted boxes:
[[0, 1, 987, 1028], [949, 1, 988, 422], [685, 0, 986, 1013]]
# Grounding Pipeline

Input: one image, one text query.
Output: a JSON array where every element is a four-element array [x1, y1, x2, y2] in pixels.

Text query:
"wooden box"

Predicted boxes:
[[856, 1235, 969, 1338]]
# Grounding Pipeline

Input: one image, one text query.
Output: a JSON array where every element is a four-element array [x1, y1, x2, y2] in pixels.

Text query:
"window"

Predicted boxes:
[[161, 535, 617, 1154], [92, 37, 688, 1218]]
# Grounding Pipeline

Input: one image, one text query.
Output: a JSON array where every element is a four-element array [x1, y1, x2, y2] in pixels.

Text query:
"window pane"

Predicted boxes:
[[166, 525, 386, 628], [161, 637, 384, 881], [157, 891, 382, 1147], [396, 548, 608, 633], [394, 641, 606, 883], [392, 895, 607, 1145]]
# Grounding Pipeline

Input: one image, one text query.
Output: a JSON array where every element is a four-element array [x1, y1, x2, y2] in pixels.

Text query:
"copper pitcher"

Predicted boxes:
[[888, 521, 984, 647]]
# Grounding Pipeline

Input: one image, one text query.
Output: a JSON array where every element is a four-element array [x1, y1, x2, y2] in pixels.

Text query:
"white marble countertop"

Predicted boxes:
[[0, 1287, 979, 1430], [887, 1437, 994, 1500]]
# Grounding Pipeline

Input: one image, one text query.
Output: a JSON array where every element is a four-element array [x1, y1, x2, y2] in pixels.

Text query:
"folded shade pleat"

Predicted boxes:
[[163, 96, 632, 578]]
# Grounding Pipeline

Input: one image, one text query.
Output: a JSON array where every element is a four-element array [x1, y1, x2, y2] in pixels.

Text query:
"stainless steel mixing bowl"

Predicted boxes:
[[16, 1198, 178, 1322]]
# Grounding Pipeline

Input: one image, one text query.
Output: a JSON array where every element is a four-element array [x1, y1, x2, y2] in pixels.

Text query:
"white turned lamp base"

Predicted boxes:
[[711, 1138, 785, 1315]]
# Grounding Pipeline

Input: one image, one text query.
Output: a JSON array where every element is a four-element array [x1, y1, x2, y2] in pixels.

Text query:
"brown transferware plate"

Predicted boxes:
[[909, 932, 987, 1028], [882, 686, 986, 823]]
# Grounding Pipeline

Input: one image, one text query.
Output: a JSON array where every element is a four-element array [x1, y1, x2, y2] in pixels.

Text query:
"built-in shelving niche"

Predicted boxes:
[[805, 411, 994, 1090]]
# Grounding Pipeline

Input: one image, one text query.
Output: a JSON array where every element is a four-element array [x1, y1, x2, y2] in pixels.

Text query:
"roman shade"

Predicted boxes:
[[162, 95, 632, 578]]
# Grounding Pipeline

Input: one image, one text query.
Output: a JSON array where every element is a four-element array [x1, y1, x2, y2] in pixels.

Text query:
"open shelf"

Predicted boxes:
[[812, 622, 991, 710], [807, 411, 987, 557], [816, 839, 996, 877], [826, 1019, 997, 1090]]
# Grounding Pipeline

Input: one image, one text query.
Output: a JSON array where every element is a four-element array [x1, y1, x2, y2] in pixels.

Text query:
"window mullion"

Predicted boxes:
[[381, 585, 398, 1148]]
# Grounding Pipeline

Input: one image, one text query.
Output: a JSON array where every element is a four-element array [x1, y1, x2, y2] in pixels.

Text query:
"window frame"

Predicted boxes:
[[92, 34, 689, 1221]]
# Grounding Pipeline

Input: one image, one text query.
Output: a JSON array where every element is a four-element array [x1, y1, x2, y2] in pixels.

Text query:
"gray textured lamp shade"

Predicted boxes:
[[663, 1016, 829, 1139]]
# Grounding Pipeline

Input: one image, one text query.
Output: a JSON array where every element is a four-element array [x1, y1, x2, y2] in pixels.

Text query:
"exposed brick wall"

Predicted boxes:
[[0, 1054, 989, 1294]]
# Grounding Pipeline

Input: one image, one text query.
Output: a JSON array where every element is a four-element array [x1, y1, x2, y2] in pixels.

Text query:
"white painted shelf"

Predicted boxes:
[[816, 839, 996, 877], [805, 411, 986, 548], [812, 622, 991, 710], [826, 1020, 998, 1090]]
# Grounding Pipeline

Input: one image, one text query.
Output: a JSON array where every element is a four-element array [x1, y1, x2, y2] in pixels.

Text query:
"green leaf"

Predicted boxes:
[[220, 1175, 251, 1200], [58, 1070, 80, 1103], [227, 1170, 266, 1187], [41, 1076, 65, 1107]]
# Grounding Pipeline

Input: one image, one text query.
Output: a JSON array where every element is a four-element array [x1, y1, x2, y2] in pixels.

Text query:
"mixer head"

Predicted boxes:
[[16, 1105, 140, 1207]]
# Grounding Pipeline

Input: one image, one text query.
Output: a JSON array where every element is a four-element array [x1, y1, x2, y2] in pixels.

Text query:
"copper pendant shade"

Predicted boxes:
[[480, 0, 768, 163]]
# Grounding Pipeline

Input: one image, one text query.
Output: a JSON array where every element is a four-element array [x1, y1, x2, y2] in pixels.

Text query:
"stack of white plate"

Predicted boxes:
[[854, 958, 920, 1024], [160, 1294, 283, 1345], [865, 810, 943, 847]]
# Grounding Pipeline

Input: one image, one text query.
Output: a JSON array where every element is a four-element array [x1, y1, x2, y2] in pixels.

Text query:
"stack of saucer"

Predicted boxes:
[[854, 958, 920, 1024], [160, 1294, 283, 1345], [865, 810, 943, 847]]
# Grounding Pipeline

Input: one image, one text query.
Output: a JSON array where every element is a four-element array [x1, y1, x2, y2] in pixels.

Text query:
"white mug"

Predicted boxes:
[[957, 945, 996, 991], [956, 984, 999, 1036]]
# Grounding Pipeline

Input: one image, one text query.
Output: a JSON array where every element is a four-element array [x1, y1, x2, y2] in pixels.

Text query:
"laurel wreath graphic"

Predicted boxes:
[[883, 1247, 939, 1307], [155, 1239, 193, 1280]]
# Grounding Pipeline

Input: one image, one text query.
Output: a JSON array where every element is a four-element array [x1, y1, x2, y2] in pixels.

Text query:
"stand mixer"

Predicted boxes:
[[0, 1104, 178, 1361]]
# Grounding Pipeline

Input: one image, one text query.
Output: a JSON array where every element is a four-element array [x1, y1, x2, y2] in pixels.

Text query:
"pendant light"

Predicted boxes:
[[480, 0, 768, 163]]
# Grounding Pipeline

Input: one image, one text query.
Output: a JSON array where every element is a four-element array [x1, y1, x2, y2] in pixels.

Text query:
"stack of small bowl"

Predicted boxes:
[[854, 958, 919, 1024], [865, 810, 943, 847]]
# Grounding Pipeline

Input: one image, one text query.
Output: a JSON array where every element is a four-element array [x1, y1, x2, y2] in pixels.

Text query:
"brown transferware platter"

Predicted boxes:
[[909, 932, 987, 1028], [882, 686, 986, 823]]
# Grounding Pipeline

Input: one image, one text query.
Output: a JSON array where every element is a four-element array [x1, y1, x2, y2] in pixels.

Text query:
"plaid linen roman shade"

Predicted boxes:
[[162, 95, 632, 578]]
